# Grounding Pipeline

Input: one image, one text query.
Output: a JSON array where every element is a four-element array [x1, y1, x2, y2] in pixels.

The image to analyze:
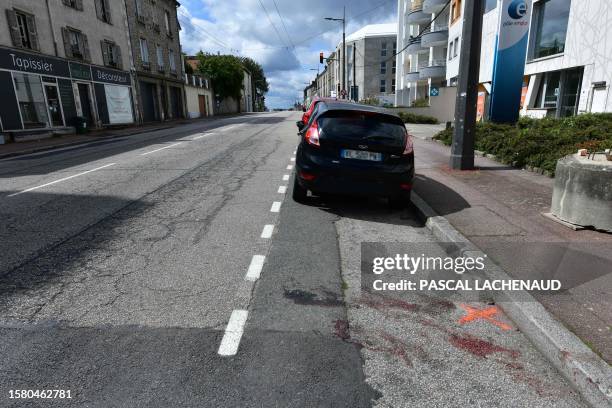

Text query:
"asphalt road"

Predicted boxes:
[[0, 112, 587, 407]]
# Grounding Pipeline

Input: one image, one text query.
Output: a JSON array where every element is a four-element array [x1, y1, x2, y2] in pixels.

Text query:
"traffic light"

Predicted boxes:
[[319, 52, 324, 64]]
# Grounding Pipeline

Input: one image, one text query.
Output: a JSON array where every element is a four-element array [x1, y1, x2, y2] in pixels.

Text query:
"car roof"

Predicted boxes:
[[316, 101, 400, 118]]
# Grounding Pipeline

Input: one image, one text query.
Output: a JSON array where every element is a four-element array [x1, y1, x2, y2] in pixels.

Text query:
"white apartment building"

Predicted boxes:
[[443, 0, 612, 118], [395, 0, 450, 107]]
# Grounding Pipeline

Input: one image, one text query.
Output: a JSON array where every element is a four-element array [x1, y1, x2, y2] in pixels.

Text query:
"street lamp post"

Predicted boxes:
[[325, 6, 346, 99]]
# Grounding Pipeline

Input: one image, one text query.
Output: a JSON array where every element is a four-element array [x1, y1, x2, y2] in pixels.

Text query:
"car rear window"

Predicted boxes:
[[318, 111, 406, 144]]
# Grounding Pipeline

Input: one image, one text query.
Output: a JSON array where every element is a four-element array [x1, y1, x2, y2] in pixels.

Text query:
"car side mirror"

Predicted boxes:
[[296, 121, 305, 131]]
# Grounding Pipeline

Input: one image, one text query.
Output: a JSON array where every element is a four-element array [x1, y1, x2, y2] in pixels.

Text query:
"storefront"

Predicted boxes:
[[0, 46, 134, 132], [136, 73, 185, 123]]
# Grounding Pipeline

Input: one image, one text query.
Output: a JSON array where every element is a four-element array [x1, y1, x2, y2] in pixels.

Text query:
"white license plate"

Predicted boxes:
[[341, 149, 383, 161]]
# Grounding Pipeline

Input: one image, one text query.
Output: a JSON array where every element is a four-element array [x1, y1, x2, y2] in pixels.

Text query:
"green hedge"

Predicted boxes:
[[398, 112, 439, 124], [433, 114, 612, 175]]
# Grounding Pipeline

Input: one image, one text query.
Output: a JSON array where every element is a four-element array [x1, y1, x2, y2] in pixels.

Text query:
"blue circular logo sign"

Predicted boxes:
[[508, 0, 527, 19]]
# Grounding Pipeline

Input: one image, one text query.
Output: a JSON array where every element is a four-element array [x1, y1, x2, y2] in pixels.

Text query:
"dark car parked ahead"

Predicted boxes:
[[294, 102, 414, 207]]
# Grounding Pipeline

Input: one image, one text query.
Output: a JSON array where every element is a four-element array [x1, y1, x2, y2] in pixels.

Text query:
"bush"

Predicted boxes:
[[432, 114, 612, 175], [398, 111, 439, 124], [411, 98, 429, 108]]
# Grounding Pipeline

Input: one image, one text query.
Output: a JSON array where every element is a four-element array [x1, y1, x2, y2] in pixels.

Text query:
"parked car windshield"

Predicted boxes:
[[318, 111, 406, 146]]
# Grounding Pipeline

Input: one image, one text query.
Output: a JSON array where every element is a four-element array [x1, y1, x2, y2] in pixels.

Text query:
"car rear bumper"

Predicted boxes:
[[296, 148, 414, 197]]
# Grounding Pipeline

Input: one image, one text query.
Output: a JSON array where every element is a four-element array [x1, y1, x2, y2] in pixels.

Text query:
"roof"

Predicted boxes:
[[316, 101, 401, 119], [345, 23, 398, 43]]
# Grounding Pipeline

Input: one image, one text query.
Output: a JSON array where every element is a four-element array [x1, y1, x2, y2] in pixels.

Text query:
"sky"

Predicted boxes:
[[178, 0, 397, 109]]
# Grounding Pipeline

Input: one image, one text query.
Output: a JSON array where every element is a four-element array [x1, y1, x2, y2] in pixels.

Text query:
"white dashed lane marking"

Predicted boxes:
[[245, 255, 266, 281], [278, 186, 287, 194], [217, 310, 249, 356], [261, 224, 274, 239], [270, 201, 282, 213]]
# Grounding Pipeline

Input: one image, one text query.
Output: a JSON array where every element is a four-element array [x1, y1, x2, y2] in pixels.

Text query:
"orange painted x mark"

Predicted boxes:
[[458, 304, 512, 331]]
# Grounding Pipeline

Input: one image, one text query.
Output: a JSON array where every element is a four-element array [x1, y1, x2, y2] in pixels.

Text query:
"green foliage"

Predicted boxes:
[[411, 98, 429, 108], [360, 97, 381, 106], [196, 52, 244, 100], [240, 57, 269, 94], [398, 112, 439, 124], [433, 114, 612, 175]]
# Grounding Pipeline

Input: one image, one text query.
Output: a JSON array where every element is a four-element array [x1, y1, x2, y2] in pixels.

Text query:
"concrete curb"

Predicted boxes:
[[411, 192, 612, 408]]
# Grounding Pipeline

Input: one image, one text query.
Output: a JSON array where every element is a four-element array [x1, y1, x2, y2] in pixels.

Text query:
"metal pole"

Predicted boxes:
[[342, 6, 346, 99], [450, 0, 485, 170], [353, 43, 357, 101]]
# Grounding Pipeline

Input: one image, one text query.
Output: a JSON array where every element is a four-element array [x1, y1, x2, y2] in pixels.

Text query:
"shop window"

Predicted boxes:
[[102, 41, 122, 69], [95, 0, 112, 24], [156, 45, 164, 72], [531, 0, 571, 60], [13, 73, 49, 129], [533, 68, 583, 117], [6, 9, 39, 50], [62, 0, 83, 10], [62, 27, 90, 61], [451, 0, 462, 24], [169, 50, 177, 73], [380, 79, 386, 93], [140, 38, 149, 67]]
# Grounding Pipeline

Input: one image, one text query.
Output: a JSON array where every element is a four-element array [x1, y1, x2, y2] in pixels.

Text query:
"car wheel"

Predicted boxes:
[[388, 192, 410, 209], [292, 176, 308, 203]]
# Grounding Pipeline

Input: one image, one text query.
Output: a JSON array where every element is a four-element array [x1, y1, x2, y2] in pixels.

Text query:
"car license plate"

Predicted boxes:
[[341, 149, 383, 161]]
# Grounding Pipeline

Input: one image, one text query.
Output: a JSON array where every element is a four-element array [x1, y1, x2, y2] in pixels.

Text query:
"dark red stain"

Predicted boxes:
[[284, 289, 343, 307], [334, 319, 350, 341], [449, 333, 519, 359]]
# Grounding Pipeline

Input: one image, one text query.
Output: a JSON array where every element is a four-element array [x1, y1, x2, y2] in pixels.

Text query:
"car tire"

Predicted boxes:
[[388, 192, 410, 209], [292, 176, 308, 203]]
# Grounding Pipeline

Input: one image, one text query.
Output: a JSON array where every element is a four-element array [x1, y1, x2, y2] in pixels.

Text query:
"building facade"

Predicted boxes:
[[0, 0, 135, 133], [184, 73, 213, 118], [309, 24, 396, 105], [443, 0, 612, 119], [395, 0, 449, 107], [125, 0, 185, 123]]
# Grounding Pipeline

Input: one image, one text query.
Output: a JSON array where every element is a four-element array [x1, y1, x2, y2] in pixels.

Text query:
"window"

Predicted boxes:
[[533, 68, 583, 117], [6, 10, 38, 50], [392, 41, 397, 55], [95, 0, 111, 24], [449, 41, 454, 60], [484, 0, 497, 13], [156, 45, 164, 71], [380, 62, 387, 75], [140, 38, 149, 65], [381, 42, 387, 57], [63, 0, 83, 10], [392, 60, 396, 75], [151, 1, 160, 31], [169, 50, 176, 72], [380, 79, 386, 93], [164, 10, 172, 36], [453, 38, 459, 57], [13, 73, 49, 129], [135, 0, 145, 22], [62, 28, 89, 61], [102, 41, 121, 68], [451, 0, 462, 23], [531, 0, 571, 60], [392, 79, 396, 93]]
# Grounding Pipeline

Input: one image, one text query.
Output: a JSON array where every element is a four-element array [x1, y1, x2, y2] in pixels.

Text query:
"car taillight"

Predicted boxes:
[[403, 129, 414, 155], [305, 121, 320, 147]]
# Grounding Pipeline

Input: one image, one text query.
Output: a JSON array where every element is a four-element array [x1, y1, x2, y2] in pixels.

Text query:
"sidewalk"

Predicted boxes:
[[408, 124, 612, 364], [0, 114, 243, 160]]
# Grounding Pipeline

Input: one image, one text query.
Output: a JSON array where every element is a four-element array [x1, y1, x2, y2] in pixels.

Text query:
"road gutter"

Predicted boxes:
[[411, 192, 612, 408]]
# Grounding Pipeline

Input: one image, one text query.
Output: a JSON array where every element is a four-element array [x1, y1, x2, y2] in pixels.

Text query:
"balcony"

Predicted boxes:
[[406, 1, 432, 25], [405, 71, 421, 82], [404, 37, 427, 54], [419, 60, 447, 79], [422, 0, 447, 14], [421, 26, 448, 48]]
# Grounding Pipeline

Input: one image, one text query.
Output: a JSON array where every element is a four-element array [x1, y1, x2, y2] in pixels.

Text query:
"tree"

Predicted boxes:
[[241, 57, 269, 111], [196, 51, 244, 100]]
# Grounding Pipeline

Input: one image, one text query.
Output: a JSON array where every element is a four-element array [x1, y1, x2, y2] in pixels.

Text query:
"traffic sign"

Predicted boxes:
[[430, 86, 440, 97]]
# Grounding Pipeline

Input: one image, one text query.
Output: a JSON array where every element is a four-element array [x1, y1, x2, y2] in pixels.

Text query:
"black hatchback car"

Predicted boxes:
[[294, 101, 414, 207]]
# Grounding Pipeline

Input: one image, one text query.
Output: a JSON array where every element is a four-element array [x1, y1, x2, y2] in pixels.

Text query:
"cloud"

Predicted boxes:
[[178, 0, 397, 108]]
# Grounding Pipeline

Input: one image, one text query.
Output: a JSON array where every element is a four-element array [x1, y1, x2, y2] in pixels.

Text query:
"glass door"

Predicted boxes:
[[43, 83, 64, 127]]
